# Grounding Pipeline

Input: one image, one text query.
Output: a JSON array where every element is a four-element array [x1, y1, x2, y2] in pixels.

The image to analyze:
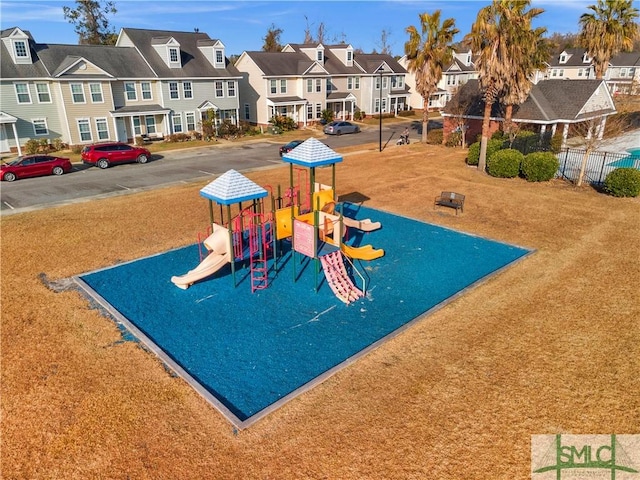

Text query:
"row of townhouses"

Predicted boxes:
[[401, 47, 640, 111], [0, 26, 410, 154]]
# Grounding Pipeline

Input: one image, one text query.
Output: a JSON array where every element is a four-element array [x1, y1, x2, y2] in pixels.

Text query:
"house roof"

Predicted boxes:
[[38, 44, 155, 78], [200, 169, 267, 205], [355, 53, 407, 74], [442, 79, 616, 124], [242, 51, 317, 76], [120, 28, 241, 79], [0, 28, 51, 78]]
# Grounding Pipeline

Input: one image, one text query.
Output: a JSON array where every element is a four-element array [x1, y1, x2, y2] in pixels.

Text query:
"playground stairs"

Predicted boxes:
[[320, 251, 364, 304], [246, 212, 272, 293]]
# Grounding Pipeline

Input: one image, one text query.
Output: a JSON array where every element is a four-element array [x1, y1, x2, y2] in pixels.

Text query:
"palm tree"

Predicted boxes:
[[404, 10, 459, 143], [579, 0, 639, 79], [465, 0, 545, 172], [503, 26, 551, 138]]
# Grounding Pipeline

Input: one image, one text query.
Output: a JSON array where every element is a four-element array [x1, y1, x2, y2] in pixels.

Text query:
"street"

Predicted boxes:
[[1, 121, 420, 214]]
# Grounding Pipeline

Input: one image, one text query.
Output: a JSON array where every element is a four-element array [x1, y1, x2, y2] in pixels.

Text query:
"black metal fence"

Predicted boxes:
[[556, 148, 639, 186]]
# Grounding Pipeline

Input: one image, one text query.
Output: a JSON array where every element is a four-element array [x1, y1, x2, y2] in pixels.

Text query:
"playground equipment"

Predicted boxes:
[[171, 139, 385, 304]]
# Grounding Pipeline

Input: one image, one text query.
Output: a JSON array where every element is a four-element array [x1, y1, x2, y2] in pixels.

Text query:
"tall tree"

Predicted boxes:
[[464, 0, 543, 172], [579, 0, 639, 79], [503, 22, 550, 137], [262, 24, 284, 52], [404, 10, 459, 143], [63, 0, 117, 45]]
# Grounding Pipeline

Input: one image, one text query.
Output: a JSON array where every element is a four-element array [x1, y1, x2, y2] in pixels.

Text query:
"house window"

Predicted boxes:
[[169, 82, 179, 99], [315, 79, 322, 93], [397, 76, 404, 89], [95, 118, 109, 140], [141, 82, 152, 100], [125, 82, 137, 101], [270, 79, 277, 94], [183, 81, 193, 99], [227, 81, 236, 97], [215, 50, 224, 64], [382, 77, 388, 89], [77, 119, 92, 142], [307, 104, 313, 120], [382, 98, 387, 112], [347, 51, 353, 62], [172, 113, 183, 133], [316, 50, 323, 62], [215, 81, 224, 97], [169, 48, 179, 63], [70, 83, 85, 103], [558, 69, 564, 77], [89, 83, 103, 103], [14, 40, 28, 58], [326, 78, 332, 92], [551, 69, 558, 77], [36, 83, 51, 103], [354, 77, 360, 89], [32, 119, 48, 136], [133, 116, 142, 135], [185, 112, 195, 131], [280, 79, 287, 94], [620, 68, 627, 77], [375, 77, 381, 89], [347, 77, 353, 90], [578, 68, 584, 77], [145, 116, 156, 134], [374, 98, 380, 113], [316, 103, 322, 118], [559, 54, 566, 63]]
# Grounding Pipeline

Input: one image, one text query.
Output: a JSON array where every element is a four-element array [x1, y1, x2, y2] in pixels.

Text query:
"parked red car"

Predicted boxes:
[[0, 154, 72, 182], [81, 142, 151, 169]]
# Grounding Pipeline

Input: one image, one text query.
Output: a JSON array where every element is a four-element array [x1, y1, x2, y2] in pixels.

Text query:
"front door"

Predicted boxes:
[[0, 124, 9, 153], [116, 118, 128, 143]]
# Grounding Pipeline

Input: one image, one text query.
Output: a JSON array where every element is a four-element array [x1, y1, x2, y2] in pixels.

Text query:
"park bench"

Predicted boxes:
[[434, 191, 465, 215]]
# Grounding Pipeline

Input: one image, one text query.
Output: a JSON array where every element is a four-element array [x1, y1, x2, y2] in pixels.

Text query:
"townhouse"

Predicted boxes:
[[0, 26, 241, 154], [234, 43, 409, 128], [399, 49, 478, 111]]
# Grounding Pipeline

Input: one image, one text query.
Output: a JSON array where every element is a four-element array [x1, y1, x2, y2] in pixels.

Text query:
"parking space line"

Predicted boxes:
[[3, 201, 15, 209], [115, 184, 131, 190], [198, 170, 216, 175]]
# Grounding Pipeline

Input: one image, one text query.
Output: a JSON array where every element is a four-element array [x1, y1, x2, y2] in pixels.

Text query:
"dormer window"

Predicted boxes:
[[559, 54, 567, 64], [346, 49, 353, 67], [215, 49, 224, 67], [14, 40, 28, 58], [317, 50, 323, 62], [169, 47, 179, 63], [583, 53, 591, 63]]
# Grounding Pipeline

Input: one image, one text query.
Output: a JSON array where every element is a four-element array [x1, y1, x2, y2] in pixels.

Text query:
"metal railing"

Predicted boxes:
[[556, 148, 639, 186]]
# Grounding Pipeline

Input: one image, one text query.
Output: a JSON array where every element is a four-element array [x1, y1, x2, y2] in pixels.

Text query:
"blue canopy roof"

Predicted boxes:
[[281, 137, 343, 167], [199, 169, 268, 205]]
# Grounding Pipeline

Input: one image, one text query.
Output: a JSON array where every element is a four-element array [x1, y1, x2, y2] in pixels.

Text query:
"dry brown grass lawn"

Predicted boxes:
[[2, 142, 639, 479]]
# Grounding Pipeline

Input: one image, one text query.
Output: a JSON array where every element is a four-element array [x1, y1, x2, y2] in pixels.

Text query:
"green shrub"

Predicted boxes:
[[487, 148, 524, 178], [604, 168, 640, 197], [321, 109, 334, 124], [491, 130, 507, 141], [354, 110, 365, 121], [510, 130, 539, 154], [521, 151, 559, 182], [466, 138, 504, 166], [549, 132, 563, 153], [445, 131, 462, 147], [51, 137, 65, 151], [426, 128, 443, 145], [397, 109, 414, 117], [24, 139, 40, 154], [270, 115, 297, 132]]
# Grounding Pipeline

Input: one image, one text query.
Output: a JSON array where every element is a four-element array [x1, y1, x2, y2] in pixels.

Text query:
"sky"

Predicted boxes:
[[1, 0, 638, 57]]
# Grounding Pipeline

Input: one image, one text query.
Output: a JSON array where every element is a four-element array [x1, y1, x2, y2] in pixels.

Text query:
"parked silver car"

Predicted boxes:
[[323, 121, 360, 135]]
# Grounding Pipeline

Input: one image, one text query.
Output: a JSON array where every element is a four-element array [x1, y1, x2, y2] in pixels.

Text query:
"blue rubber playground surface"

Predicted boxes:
[[77, 204, 531, 428]]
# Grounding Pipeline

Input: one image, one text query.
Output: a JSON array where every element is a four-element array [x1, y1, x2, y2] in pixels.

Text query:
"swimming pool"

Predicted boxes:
[[607, 148, 640, 169], [77, 204, 531, 428]]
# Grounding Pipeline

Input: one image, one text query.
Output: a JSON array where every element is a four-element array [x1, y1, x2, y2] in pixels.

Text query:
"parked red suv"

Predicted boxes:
[[81, 142, 151, 169]]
